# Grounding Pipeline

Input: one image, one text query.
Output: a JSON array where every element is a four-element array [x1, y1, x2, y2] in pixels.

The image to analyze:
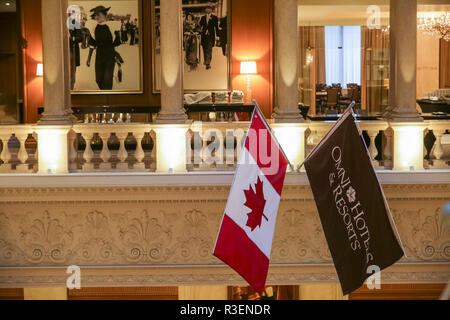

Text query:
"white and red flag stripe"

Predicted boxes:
[[213, 105, 289, 293]]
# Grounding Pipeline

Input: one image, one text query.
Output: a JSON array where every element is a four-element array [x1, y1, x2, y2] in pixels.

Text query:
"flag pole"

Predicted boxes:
[[352, 108, 408, 258], [252, 100, 295, 172]]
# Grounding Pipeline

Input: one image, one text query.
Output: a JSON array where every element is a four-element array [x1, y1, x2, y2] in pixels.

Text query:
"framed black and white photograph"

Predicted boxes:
[[152, 0, 231, 93], [68, 0, 143, 94]]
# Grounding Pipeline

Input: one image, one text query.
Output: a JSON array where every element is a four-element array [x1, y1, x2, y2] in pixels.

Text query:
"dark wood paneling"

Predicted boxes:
[[0, 11, 22, 123], [68, 287, 178, 300], [349, 283, 447, 300], [0, 288, 24, 300], [0, 13, 18, 54]]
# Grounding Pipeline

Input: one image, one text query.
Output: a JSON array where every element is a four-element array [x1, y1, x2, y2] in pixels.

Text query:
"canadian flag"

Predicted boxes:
[[213, 106, 289, 293]]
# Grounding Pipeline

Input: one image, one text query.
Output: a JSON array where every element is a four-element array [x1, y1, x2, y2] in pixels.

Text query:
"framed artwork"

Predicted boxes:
[[228, 286, 299, 301], [152, 0, 231, 93], [68, 0, 143, 94]]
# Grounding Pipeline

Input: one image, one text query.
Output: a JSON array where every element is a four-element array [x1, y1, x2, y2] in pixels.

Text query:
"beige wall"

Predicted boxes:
[[417, 32, 440, 99]]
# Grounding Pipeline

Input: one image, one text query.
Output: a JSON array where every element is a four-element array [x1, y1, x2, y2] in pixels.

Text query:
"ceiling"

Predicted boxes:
[[298, 1, 450, 26], [0, 0, 16, 12]]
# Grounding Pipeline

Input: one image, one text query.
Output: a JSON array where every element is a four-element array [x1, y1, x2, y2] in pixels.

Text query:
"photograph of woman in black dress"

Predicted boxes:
[[69, 0, 142, 94], [86, 6, 121, 90]]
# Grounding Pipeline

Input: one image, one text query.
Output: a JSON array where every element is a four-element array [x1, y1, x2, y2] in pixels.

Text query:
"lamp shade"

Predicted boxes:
[[36, 63, 43, 77], [240, 61, 257, 74]]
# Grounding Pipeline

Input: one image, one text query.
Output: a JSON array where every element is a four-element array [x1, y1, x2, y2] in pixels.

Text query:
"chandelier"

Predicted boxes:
[[418, 12, 450, 41]]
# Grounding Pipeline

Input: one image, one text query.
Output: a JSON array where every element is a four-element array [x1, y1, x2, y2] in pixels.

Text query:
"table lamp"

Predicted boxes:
[[240, 61, 257, 103]]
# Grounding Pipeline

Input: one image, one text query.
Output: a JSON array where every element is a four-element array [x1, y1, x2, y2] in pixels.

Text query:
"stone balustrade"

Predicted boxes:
[[70, 123, 157, 172], [0, 125, 38, 174], [0, 119, 449, 174]]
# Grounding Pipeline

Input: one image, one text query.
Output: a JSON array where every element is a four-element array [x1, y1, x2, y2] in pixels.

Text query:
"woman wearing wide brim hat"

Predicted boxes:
[[89, 5, 110, 19], [86, 5, 121, 90]]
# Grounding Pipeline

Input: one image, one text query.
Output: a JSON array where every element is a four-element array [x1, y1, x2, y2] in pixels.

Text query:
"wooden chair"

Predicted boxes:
[[325, 87, 340, 113]]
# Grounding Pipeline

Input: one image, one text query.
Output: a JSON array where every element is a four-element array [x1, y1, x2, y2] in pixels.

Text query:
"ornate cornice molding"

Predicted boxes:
[[0, 183, 449, 204], [1, 264, 448, 288]]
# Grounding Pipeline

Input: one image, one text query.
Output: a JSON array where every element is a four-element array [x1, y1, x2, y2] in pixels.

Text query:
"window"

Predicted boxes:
[[325, 26, 361, 88]]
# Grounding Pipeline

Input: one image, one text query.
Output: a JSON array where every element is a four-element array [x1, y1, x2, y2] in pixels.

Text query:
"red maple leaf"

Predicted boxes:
[[244, 177, 268, 231]]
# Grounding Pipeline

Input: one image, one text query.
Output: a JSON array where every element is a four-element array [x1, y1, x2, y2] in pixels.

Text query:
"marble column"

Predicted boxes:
[[39, 0, 74, 125], [273, 0, 304, 123], [387, 0, 422, 122], [156, 0, 187, 123]]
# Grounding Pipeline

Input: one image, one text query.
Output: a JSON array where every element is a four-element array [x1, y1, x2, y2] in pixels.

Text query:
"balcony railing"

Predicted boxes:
[[0, 125, 38, 174], [0, 119, 449, 174]]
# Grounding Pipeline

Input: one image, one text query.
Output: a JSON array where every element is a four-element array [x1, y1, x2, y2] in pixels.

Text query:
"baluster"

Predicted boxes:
[[225, 129, 235, 166], [367, 130, 379, 166], [32, 131, 38, 172], [15, 132, 30, 173], [215, 129, 226, 169], [234, 129, 246, 164], [432, 130, 445, 160], [186, 129, 194, 171], [150, 130, 157, 171], [192, 130, 202, 168], [116, 132, 129, 170], [199, 131, 209, 169], [201, 129, 224, 168], [134, 131, 146, 170], [382, 128, 393, 168], [431, 129, 445, 168], [0, 134, 12, 172], [99, 132, 112, 170], [82, 132, 95, 171], [68, 130, 78, 172]]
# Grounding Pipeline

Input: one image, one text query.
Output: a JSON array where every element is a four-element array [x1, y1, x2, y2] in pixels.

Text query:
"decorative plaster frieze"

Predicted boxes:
[[0, 182, 448, 287]]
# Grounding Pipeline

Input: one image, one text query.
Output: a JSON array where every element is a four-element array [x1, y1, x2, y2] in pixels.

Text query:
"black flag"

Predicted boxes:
[[304, 107, 404, 295]]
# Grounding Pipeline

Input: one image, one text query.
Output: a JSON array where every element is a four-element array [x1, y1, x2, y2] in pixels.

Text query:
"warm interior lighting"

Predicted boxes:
[[240, 61, 257, 75], [273, 124, 307, 171], [36, 127, 71, 174], [155, 126, 188, 173], [240, 61, 257, 104], [418, 12, 450, 42], [392, 125, 426, 171], [36, 63, 43, 77]]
